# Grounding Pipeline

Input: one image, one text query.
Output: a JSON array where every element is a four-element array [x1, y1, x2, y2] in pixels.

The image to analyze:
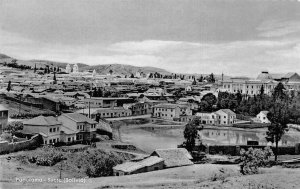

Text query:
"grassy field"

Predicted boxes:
[[2, 152, 300, 189]]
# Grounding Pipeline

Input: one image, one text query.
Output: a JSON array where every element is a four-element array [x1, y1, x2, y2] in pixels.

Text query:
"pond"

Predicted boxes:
[[120, 125, 300, 153]]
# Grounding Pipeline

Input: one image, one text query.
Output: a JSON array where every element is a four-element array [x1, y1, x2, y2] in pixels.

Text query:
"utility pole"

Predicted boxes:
[[89, 90, 91, 118], [59, 161, 63, 179], [18, 95, 22, 115]]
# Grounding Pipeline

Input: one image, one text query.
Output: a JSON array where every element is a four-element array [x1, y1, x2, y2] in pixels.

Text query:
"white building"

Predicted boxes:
[[66, 64, 71, 73], [92, 69, 97, 77], [73, 64, 79, 73], [256, 111, 270, 123], [196, 109, 237, 125]]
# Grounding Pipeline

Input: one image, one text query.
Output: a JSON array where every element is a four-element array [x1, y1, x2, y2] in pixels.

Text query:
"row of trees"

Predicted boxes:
[[88, 88, 120, 98], [3, 60, 31, 70], [148, 72, 216, 83]]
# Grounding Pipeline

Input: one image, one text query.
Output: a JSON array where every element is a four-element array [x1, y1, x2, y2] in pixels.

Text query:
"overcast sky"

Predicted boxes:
[[1, 0, 300, 76]]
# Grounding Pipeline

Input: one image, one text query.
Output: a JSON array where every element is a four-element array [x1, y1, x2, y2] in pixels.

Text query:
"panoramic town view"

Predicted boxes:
[[1, 0, 300, 189]]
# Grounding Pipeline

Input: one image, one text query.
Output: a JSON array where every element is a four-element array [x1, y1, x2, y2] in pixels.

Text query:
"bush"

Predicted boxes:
[[76, 149, 124, 177], [26, 146, 65, 166], [240, 147, 273, 175], [0, 132, 13, 142]]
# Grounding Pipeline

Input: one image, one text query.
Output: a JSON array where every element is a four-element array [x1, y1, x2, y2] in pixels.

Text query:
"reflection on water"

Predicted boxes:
[[200, 128, 298, 146], [120, 126, 300, 153]]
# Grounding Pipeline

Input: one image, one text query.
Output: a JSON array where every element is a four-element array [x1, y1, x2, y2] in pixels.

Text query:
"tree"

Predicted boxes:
[[266, 83, 290, 162], [130, 74, 135, 78], [53, 72, 57, 84], [207, 73, 215, 83], [34, 64, 37, 73], [109, 70, 113, 75], [183, 117, 201, 151], [198, 75, 203, 82], [5, 121, 23, 135], [97, 88, 103, 97], [240, 147, 273, 175], [192, 78, 197, 85], [201, 93, 217, 112], [7, 80, 11, 92], [260, 85, 264, 98]]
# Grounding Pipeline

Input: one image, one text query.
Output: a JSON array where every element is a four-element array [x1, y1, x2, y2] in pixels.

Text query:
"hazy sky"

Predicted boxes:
[[1, 0, 300, 76]]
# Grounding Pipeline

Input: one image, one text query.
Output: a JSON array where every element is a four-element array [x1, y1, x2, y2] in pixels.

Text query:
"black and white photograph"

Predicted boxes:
[[1, 0, 300, 188]]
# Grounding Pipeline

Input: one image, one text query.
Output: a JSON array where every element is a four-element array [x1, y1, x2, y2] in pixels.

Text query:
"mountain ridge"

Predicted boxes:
[[0, 53, 170, 75]]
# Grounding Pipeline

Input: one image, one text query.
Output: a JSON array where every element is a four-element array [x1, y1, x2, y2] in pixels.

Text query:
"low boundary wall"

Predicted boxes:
[[0, 134, 42, 154], [205, 144, 300, 156]]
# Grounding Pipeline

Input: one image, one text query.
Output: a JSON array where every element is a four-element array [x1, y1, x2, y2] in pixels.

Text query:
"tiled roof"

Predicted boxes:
[[216, 109, 236, 115], [62, 113, 97, 124], [153, 103, 187, 109], [113, 156, 164, 173], [23, 116, 61, 126], [151, 148, 193, 168]]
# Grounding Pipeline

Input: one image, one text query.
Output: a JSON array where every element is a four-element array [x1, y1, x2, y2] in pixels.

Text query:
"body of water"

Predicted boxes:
[[120, 126, 300, 153]]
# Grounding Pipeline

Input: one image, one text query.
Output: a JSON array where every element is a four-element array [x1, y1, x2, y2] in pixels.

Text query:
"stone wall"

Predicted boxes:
[[0, 134, 42, 154]]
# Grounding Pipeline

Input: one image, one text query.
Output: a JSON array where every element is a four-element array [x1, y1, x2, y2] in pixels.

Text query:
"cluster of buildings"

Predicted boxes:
[[221, 71, 300, 96], [1, 64, 299, 137]]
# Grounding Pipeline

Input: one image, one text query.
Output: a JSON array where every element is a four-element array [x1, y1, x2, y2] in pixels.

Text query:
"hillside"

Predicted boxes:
[[0, 53, 170, 75], [82, 64, 170, 75]]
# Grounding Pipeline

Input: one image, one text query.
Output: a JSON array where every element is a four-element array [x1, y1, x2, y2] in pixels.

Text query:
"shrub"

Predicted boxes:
[[26, 146, 65, 166], [0, 132, 13, 142], [239, 147, 273, 175], [83, 150, 124, 177]]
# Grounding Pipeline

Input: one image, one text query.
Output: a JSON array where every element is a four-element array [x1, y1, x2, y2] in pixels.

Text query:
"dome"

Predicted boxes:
[[257, 71, 273, 80]]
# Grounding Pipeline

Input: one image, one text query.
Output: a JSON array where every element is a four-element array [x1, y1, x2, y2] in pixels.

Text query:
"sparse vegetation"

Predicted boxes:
[[15, 146, 133, 177]]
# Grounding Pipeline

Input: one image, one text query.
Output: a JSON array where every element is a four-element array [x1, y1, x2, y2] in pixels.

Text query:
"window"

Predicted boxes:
[[49, 139, 52, 143], [68, 137, 71, 142], [57, 127, 59, 131], [224, 116, 226, 118], [44, 140, 47, 144], [77, 126, 79, 130], [53, 128, 56, 132], [49, 128, 52, 132]]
